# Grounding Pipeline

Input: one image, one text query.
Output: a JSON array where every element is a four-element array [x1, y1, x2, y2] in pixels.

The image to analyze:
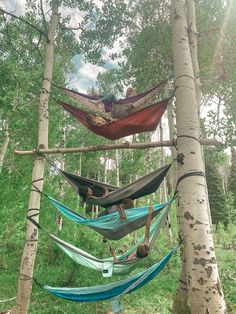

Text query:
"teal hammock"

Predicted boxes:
[[46, 203, 171, 277], [47, 195, 173, 240], [45, 247, 177, 303]]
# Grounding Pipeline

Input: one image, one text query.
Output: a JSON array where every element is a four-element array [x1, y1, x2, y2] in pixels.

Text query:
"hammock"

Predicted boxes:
[[61, 81, 166, 114], [45, 203, 170, 277], [60, 98, 169, 140], [45, 247, 176, 303], [47, 195, 172, 240], [60, 163, 172, 208]]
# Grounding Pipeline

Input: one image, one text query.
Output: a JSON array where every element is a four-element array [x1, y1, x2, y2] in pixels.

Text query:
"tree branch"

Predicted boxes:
[[39, 0, 48, 34], [14, 138, 223, 156], [0, 8, 49, 40], [59, 22, 81, 31]]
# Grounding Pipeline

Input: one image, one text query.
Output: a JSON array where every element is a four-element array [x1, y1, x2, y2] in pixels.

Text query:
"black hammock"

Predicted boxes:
[[60, 163, 172, 208]]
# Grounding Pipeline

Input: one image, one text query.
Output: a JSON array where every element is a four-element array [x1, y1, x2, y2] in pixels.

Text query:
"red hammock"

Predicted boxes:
[[60, 98, 170, 140]]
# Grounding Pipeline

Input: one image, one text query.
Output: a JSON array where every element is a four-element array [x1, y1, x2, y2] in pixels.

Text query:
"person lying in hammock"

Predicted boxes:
[[86, 87, 136, 127], [110, 205, 154, 260], [86, 113, 116, 127], [79, 184, 109, 200], [95, 93, 117, 112]]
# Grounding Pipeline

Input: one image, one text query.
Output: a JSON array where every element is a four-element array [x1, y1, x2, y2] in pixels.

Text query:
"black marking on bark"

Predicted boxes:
[[179, 279, 187, 285], [210, 247, 214, 251], [190, 151, 196, 154], [217, 278, 223, 296], [193, 257, 216, 266], [197, 277, 207, 285], [174, 10, 181, 20], [192, 287, 201, 292], [205, 266, 213, 278], [30, 228, 38, 239], [193, 244, 206, 250], [206, 251, 211, 255], [195, 219, 203, 224], [184, 211, 194, 220], [197, 198, 205, 204], [189, 223, 194, 229]]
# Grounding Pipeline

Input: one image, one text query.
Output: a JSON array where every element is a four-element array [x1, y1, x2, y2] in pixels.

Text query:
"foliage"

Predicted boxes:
[[1, 0, 236, 313], [205, 148, 229, 225]]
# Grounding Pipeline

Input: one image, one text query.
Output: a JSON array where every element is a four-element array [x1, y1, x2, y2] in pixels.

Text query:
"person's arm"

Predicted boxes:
[[118, 204, 127, 220], [109, 247, 117, 261], [144, 205, 154, 245]]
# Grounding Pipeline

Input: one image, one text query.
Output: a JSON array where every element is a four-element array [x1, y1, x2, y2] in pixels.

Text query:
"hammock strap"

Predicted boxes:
[[32, 178, 44, 184], [27, 216, 51, 238], [174, 74, 195, 84], [27, 207, 40, 221], [19, 273, 44, 289], [177, 135, 201, 144], [175, 171, 205, 193]]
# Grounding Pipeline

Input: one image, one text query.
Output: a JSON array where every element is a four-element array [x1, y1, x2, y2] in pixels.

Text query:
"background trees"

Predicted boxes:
[[0, 0, 235, 313]]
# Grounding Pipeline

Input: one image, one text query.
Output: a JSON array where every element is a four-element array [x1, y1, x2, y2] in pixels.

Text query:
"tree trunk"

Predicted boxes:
[[0, 117, 10, 176], [104, 150, 108, 183], [229, 146, 236, 209], [186, 0, 201, 109], [159, 121, 173, 245], [187, 0, 212, 226], [57, 126, 66, 232], [115, 141, 120, 187], [11, 3, 59, 314], [171, 1, 227, 313]]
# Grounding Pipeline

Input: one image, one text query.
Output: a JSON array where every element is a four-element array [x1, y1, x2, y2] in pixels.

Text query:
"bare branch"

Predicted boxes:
[[0, 8, 49, 40], [14, 138, 223, 156], [39, 0, 48, 34], [59, 22, 81, 31]]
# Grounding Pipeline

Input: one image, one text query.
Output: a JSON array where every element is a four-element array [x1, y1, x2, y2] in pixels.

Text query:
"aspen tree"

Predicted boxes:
[[171, 0, 227, 313], [12, 2, 59, 313]]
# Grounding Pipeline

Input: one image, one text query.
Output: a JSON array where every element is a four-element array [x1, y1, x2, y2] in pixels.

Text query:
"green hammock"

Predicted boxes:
[[45, 246, 177, 305], [47, 195, 173, 240], [46, 203, 170, 277]]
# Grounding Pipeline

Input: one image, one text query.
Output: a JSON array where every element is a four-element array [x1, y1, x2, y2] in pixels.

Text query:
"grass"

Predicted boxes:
[[0, 210, 236, 313]]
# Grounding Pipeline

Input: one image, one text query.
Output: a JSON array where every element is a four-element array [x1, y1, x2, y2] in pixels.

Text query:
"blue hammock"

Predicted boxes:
[[47, 195, 172, 240], [45, 247, 177, 302]]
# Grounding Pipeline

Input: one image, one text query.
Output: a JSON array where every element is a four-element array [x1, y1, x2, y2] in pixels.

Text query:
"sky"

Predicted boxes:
[[0, 0, 121, 93]]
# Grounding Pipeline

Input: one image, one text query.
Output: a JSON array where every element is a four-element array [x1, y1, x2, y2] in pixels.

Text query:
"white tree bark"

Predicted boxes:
[[186, 0, 201, 109], [0, 117, 10, 176], [171, 1, 227, 313], [11, 3, 59, 314], [159, 121, 173, 245], [115, 140, 120, 187]]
